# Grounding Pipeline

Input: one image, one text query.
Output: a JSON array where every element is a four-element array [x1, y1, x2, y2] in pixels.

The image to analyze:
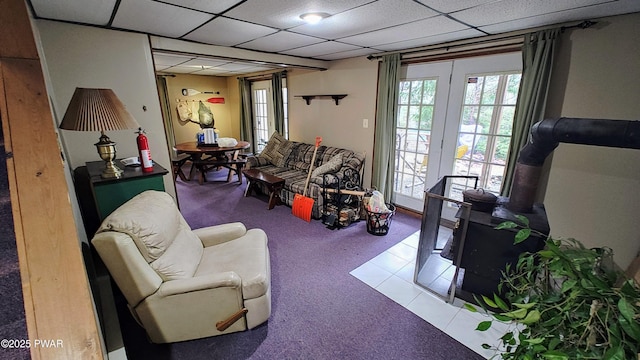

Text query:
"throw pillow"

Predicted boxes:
[[311, 153, 343, 177], [258, 132, 287, 165]]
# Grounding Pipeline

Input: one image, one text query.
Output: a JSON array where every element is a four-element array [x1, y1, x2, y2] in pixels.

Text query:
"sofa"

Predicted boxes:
[[91, 190, 271, 343], [246, 132, 365, 219]]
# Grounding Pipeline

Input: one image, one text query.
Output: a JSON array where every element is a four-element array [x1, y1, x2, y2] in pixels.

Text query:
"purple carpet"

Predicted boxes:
[[116, 167, 482, 359], [0, 123, 30, 360]]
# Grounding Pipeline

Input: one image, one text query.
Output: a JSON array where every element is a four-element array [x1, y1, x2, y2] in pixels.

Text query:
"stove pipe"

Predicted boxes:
[[507, 117, 640, 213]]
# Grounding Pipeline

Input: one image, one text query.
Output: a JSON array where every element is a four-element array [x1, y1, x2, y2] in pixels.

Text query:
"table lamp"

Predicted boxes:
[[59, 88, 141, 179]]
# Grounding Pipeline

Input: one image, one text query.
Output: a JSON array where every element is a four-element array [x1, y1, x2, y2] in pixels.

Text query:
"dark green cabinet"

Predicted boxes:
[[74, 161, 168, 237], [87, 160, 168, 220], [87, 161, 168, 219]]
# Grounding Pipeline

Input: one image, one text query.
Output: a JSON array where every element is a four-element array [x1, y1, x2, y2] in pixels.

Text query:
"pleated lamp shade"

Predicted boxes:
[[59, 88, 140, 131]]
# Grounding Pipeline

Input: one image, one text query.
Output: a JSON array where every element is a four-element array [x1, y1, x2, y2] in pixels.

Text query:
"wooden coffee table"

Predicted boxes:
[[243, 169, 285, 210]]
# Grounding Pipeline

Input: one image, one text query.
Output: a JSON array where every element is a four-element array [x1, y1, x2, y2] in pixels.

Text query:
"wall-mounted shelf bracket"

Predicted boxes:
[[296, 94, 347, 105]]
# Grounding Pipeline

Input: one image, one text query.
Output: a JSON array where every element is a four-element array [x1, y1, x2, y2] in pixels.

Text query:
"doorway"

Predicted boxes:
[[251, 79, 288, 153], [394, 52, 522, 219]]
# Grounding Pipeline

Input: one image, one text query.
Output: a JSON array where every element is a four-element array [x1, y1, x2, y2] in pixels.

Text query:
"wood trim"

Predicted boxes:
[[0, 0, 104, 359], [0, 0, 38, 59]]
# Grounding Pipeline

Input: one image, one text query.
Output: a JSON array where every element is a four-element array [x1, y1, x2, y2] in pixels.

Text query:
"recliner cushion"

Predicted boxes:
[[195, 228, 269, 300], [97, 190, 203, 280]]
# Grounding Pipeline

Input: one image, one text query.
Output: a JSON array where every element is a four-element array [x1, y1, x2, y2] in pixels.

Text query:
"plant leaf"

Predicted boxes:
[[520, 309, 541, 325], [495, 221, 518, 230], [513, 302, 538, 310], [561, 279, 577, 293], [503, 308, 527, 319], [493, 294, 509, 311], [541, 350, 569, 360], [602, 346, 626, 360], [493, 314, 511, 322], [514, 214, 529, 226], [481, 295, 497, 309], [523, 337, 544, 344], [514, 228, 531, 244], [463, 303, 478, 312], [476, 321, 492, 331]]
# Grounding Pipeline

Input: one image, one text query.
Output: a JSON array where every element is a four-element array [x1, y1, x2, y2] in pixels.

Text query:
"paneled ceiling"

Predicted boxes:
[[29, 0, 640, 76]]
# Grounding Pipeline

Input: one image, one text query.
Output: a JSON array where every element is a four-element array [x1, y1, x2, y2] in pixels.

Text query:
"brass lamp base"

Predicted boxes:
[[95, 132, 123, 179]]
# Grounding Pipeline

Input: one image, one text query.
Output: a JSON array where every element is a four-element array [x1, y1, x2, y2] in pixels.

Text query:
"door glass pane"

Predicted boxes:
[[253, 88, 269, 153], [449, 72, 521, 200], [395, 78, 437, 201]]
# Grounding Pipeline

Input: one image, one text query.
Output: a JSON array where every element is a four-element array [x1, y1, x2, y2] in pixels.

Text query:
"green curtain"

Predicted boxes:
[[238, 77, 255, 154], [501, 28, 561, 196], [372, 53, 401, 203], [271, 71, 285, 136], [156, 75, 177, 154]]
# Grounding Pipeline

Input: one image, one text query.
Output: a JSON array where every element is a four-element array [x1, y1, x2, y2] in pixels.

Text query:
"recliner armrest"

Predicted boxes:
[[193, 222, 247, 247], [156, 271, 241, 297]]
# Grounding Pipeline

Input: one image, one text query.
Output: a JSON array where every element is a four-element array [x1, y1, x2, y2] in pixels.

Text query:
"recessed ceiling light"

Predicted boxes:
[[300, 12, 329, 24]]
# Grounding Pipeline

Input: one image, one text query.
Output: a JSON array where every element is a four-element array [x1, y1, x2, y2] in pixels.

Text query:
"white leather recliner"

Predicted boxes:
[[91, 190, 271, 343]]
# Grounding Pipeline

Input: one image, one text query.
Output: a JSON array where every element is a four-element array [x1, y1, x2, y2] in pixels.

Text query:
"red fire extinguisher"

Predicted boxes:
[[136, 127, 154, 172]]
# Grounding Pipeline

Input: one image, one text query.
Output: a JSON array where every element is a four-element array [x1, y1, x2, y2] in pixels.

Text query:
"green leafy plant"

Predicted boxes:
[[465, 217, 640, 360]]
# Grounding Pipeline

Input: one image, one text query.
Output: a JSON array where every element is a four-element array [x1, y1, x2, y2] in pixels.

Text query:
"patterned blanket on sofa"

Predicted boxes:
[[246, 132, 365, 219]]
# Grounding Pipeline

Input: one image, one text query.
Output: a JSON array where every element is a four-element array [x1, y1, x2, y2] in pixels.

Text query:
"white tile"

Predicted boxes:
[[350, 262, 392, 288], [406, 291, 460, 329], [369, 251, 409, 274], [376, 275, 423, 307], [396, 261, 416, 283], [387, 241, 417, 262], [444, 309, 507, 358], [401, 231, 420, 248]]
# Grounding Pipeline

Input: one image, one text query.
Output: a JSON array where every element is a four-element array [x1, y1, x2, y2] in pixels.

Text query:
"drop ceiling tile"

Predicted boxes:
[[451, 0, 612, 28], [372, 28, 486, 52], [163, 65, 203, 74], [293, 0, 439, 39], [480, 1, 640, 35], [415, 0, 498, 14], [154, 64, 173, 71], [30, 0, 117, 26], [153, 53, 195, 67], [112, 0, 213, 38], [281, 41, 361, 58], [183, 17, 278, 46], [181, 58, 232, 67], [340, 15, 468, 48], [160, 0, 243, 14], [314, 47, 378, 61], [225, 0, 372, 29], [240, 31, 325, 52]]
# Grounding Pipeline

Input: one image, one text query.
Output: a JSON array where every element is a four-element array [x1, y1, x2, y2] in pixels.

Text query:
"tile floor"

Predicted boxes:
[[350, 230, 513, 359]]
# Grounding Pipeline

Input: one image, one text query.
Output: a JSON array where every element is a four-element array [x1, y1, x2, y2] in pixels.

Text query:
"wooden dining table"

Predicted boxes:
[[174, 141, 250, 185]]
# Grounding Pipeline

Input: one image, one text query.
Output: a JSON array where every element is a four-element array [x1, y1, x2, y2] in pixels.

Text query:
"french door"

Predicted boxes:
[[251, 79, 288, 153], [394, 53, 522, 217]]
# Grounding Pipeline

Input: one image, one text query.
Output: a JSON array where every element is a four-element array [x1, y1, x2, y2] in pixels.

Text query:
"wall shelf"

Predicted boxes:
[[295, 94, 347, 105]]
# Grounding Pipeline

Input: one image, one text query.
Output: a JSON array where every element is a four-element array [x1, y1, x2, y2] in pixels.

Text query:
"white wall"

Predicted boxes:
[[544, 12, 640, 269], [287, 57, 379, 187], [35, 20, 175, 200]]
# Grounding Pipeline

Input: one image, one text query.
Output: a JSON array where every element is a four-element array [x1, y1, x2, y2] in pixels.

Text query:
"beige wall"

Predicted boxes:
[[34, 12, 640, 269], [165, 74, 238, 145], [287, 57, 379, 187], [35, 20, 176, 200], [544, 12, 640, 269]]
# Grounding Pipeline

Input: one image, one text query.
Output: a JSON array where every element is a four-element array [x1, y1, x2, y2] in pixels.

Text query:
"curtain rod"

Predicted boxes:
[[367, 20, 596, 61], [237, 69, 288, 81]]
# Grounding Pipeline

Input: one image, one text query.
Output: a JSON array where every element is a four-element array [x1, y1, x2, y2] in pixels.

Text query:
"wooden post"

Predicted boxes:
[[0, 0, 104, 358]]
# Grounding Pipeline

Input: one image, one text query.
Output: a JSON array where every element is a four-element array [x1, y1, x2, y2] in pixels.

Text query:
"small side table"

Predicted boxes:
[[243, 169, 285, 210], [86, 160, 168, 220]]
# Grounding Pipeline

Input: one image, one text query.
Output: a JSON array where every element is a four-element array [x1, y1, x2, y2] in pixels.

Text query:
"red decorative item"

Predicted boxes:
[[136, 128, 153, 172], [206, 97, 225, 104]]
